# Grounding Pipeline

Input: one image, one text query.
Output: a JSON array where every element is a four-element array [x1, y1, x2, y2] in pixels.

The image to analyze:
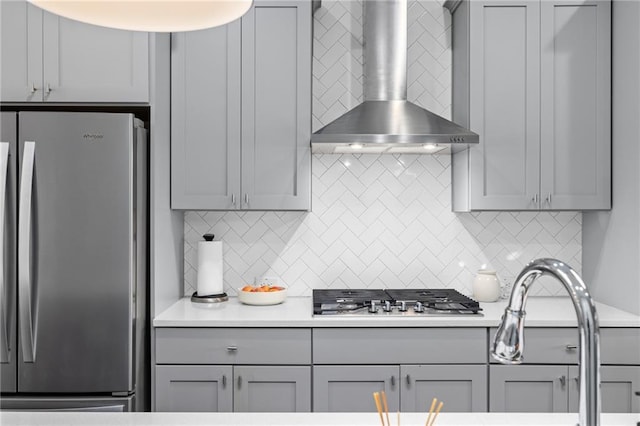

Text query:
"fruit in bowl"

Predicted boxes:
[[238, 285, 287, 305]]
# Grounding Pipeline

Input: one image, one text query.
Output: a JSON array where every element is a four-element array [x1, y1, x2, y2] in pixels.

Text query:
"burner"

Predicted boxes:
[[313, 288, 482, 316]]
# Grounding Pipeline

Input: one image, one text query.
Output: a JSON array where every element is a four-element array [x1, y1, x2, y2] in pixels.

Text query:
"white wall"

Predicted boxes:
[[582, 0, 640, 315], [183, 0, 582, 298]]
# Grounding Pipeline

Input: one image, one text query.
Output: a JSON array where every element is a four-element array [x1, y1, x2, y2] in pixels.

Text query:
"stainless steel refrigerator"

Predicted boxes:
[[0, 111, 148, 411]]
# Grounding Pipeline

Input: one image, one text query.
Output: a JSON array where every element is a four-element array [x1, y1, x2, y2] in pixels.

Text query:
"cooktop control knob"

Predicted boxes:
[[397, 301, 407, 312], [383, 300, 392, 312], [414, 301, 424, 313], [368, 301, 379, 313]]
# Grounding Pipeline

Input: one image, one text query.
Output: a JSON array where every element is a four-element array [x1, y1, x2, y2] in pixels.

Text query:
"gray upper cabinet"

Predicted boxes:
[[171, 0, 311, 211], [450, 0, 611, 212], [1, 0, 149, 103]]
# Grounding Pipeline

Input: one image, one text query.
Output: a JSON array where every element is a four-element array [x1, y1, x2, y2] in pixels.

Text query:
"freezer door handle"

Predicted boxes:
[[18, 141, 36, 363], [0, 142, 9, 362]]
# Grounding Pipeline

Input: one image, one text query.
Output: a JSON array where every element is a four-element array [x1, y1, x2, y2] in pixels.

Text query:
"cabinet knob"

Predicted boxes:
[[559, 375, 566, 387]]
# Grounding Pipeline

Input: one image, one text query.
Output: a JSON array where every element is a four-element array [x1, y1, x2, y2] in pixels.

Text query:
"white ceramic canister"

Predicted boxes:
[[472, 269, 501, 302]]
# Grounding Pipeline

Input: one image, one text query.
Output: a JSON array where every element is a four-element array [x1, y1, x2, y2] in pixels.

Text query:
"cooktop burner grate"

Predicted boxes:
[[312, 288, 483, 316]]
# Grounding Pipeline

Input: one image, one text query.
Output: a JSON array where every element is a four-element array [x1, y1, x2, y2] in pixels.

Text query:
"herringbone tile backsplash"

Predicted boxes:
[[183, 0, 582, 297]]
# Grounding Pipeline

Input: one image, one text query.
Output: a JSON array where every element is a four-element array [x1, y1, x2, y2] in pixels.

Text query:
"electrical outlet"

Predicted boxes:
[[254, 276, 279, 286]]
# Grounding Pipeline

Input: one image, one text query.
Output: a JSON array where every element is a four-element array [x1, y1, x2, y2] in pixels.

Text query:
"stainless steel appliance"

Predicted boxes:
[[0, 111, 148, 411], [313, 289, 482, 316]]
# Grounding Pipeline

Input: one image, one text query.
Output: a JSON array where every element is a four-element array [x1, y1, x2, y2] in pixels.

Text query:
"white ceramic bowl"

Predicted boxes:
[[237, 287, 287, 306]]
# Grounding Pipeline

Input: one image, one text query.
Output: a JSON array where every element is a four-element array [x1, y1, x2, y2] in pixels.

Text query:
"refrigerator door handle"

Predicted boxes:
[[0, 142, 9, 362], [18, 141, 36, 363]]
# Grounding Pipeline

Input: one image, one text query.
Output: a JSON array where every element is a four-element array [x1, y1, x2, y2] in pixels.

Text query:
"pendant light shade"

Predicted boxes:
[[27, 0, 253, 32]]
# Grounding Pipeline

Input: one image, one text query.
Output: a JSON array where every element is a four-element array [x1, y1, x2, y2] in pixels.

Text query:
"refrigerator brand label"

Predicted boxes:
[[83, 133, 104, 141]]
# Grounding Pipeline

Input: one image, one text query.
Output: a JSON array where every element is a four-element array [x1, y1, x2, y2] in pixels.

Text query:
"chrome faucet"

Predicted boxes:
[[492, 258, 600, 426]]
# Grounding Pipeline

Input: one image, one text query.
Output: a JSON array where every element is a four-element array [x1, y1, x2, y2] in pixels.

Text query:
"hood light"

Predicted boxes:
[[423, 143, 445, 153], [350, 143, 364, 150], [27, 0, 253, 32]]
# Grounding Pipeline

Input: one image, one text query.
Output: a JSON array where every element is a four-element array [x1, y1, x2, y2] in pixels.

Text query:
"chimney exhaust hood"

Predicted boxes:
[[311, 0, 478, 154]]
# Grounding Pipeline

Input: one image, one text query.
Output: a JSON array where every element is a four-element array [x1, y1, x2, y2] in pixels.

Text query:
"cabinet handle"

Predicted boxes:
[[45, 83, 52, 94], [231, 193, 236, 205], [565, 344, 577, 351], [574, 377, 579, 385], [406, 375, 411, 385], [237, 376, 242, 389], [390, 376, 396, 387], [559, 375, 566, 387], [30, 83, 38, 93], [244, 193, 249, 205], [222, 375, 227, 387], [546, 193, 552, 204], [532, 194, 539, 204], [226, 346, 238, 352]]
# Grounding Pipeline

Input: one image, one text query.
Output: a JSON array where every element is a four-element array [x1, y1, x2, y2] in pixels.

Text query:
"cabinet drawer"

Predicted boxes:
[[156, 328, 311, 365], [313, 328, 487, 364], [489, 328, 640, 365]]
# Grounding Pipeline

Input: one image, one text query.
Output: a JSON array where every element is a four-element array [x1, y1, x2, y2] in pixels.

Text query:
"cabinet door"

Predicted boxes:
[[313, 366, 400, 412], [240, 0, 311, 211], [0, 1, 42, 102], [400, 365, 487, 412], [234, 366, 311, 412], [155, 365, 232, 412], [490, 365, 568, 412], [468, 0, 540, 210], [41, 12, 149, 102], [569, 366, 640, 413], [540, 0, 611, 210], [170, 24, 242, 209]]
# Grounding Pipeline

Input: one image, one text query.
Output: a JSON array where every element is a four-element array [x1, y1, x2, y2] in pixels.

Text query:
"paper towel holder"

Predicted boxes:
[[191, 233, 229, 304]]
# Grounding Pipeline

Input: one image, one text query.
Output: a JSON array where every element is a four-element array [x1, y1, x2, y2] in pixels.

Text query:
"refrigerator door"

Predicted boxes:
[[17, 112, 135, 393], [0, 396, 134, 412], [0, 112, 17, 392]]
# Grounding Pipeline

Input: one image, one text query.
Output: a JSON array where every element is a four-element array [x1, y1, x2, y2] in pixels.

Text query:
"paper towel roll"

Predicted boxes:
[[197, 239, 224, 296]]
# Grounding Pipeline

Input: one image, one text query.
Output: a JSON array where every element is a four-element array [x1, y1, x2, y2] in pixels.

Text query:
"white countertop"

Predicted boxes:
[[3, 412, 638, 426], [153, 296, 640, 328]]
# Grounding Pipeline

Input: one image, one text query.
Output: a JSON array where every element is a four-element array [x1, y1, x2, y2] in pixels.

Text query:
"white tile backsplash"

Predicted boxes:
[[182, 0, 582, 297]]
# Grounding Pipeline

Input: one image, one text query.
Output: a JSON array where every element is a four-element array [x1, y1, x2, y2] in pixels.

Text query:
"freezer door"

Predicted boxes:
[[17, 112, 136, 393], [0, 395, 134, 411], [0, 112, 17, 392]]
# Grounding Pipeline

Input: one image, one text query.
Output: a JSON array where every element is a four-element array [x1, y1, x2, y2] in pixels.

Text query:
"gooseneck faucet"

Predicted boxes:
[[492, 258, 600, 426]]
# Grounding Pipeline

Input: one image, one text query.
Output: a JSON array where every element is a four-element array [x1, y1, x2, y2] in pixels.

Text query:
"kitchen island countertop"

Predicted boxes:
[[153, 296, 640, 328], [3, 412, 639, 426]]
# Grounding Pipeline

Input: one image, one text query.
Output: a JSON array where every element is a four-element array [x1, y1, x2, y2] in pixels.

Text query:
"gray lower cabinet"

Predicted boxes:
[[313, 366, 400, 413], [234, 366, 311, 412], [313, 365, 487, 413], [569, 366, 640, 413], [156, 365, 311, 412], [171, 0, 311, 211], [449, 0, 611, 211], [401, 365, 487, 412], [490, 365, 568, 412], [155, 365, 233, 412]]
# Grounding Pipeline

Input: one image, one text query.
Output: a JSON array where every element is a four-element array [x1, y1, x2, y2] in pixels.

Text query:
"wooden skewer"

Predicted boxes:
[[427, 401, 444, 426], [381, 391, 391, 426], [425, 397, 437, 426], [373, 392, 385, 426], [397, 410, 400, 426]]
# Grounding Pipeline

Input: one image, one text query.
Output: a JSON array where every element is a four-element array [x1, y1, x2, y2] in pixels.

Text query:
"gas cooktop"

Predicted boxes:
[[313, 288, 483, 316]]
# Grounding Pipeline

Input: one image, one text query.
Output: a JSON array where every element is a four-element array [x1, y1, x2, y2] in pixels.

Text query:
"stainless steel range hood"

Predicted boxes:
[[311, 0, 478, 154]]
